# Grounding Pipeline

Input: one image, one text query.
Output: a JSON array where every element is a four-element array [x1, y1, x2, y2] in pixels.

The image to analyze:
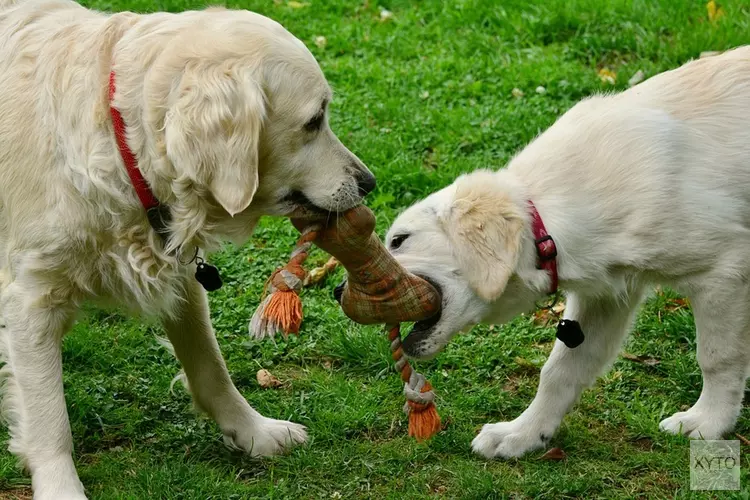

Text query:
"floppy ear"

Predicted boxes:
[[441, 173, 524, 302], [165, 63, 265, 216]]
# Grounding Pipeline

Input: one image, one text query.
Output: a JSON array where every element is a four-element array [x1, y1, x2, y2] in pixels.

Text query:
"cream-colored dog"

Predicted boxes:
[[386, 47, 750, 459], [0, 0, 375, 497]]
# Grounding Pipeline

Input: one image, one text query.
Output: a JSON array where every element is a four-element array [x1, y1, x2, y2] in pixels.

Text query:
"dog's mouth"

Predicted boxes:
[[332, 276, 443, 354], [401, 277, 443, 357], [283, 190, 331, 218]]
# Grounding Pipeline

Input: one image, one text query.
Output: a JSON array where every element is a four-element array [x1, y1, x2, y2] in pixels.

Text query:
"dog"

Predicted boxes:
[[0, 0, 375, 497], [385, 46, 750, 460]]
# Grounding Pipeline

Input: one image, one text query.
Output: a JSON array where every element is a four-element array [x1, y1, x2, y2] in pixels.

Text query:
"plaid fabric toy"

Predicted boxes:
[[249, 205, 443, 440]]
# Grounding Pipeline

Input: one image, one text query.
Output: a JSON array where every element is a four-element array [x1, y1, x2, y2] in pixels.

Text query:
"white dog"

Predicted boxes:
[[0, 0, 375, 497], [385, 46, 750, 460]]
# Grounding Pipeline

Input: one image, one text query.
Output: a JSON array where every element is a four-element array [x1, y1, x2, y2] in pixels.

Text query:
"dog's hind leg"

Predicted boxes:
[[162, 278, 307, 457], [472, 284, 646, 459], [1, 267, 83, 499], [660, 278, 750, 439]]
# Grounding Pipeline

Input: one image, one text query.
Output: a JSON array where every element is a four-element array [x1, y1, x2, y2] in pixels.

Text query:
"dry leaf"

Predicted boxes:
[[665, 297, 690, 312], [304, 256, 338, 286], [598, 68, 616, 85], [287, 1, 309, 9], [256, 369, 283, 388], [707, 1, 725, 23], [511, 87, 524, 98], [622, 352, 660, 366], [735, 433, 750, 446], [314, 36, 327, 49], [628, 70, 645, 87], [540, 447, 566, 460]]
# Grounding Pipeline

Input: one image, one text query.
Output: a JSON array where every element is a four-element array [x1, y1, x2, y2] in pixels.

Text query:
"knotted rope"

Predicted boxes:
[[248, 226, 441, 441], [250, 225, 320, 339], [388, 324, 441, 440]]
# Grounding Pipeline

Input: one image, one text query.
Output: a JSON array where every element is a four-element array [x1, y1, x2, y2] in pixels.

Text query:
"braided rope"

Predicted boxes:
[[387, 325, 436, 410], [249, 225, 320, 339]]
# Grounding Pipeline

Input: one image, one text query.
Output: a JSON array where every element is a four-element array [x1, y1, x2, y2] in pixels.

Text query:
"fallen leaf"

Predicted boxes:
[[622, 352, 660, 366], [665, 297, 690, 312], [735, 433, 750, 446], [314, 35, 327, 49], [540, 447, 566, 460], [257, 369, 283, 388], [551, 301, 566, 314], [380, 9, 393, 21], [420, 90, 430, 100], [628, 69, 645, 87], [598, 68, 616, 85], [532, 308, 554, 326], [707, 1, 725, 23], [287, 1, 309, 8], [304, 256, 338, 286], [511, 87, 524, 98]]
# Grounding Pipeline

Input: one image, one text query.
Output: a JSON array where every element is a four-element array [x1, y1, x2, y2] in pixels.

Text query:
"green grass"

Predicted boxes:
[[3, 0, 750, 498]]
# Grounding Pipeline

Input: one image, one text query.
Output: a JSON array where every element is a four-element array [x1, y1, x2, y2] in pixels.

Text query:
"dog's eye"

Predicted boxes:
[[304, 113, 324, 133], [389, 234, 410, 250]]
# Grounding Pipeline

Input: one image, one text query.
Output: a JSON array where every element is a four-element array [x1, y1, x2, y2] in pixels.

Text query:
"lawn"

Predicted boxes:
[[2, 0, 750, 498]]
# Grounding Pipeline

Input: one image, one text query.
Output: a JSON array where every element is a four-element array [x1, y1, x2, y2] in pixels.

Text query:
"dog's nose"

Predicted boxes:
[[356, 171, 377, 196], [333, 280, 346, 304]]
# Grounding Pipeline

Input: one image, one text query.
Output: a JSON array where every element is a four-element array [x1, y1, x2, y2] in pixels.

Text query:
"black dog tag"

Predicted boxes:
[[195, 259, 223, 291], [556, 319, 584, 348]]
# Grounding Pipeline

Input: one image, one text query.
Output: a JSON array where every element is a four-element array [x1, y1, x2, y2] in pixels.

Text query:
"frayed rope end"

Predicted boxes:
[[406, 381, 441, 441]]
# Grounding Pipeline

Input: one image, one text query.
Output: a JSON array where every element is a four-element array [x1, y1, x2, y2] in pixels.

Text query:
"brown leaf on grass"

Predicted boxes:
[[598, 68, 616, 85], [539, 447, 566, 461], [532, 300, 566, 326], [256, 369, 284, 388], [622, 352, 660, 366], [664, 297, 690, 312], [304, 256, 338, 287]]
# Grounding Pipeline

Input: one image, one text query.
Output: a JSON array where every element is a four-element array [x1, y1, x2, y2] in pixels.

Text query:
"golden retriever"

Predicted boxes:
[[0, 0, 375, 497], [385, 47, 750, 459]]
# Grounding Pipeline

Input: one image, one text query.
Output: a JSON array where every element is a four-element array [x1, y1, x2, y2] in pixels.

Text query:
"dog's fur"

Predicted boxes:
[[0, 0, 374, 497], [386, 46, 750, 459]]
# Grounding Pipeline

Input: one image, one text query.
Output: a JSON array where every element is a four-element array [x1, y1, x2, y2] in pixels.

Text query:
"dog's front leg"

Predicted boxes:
[[162, 278, 307, 457], [472, 288, 645, 459], [1, 276, 83, 499]]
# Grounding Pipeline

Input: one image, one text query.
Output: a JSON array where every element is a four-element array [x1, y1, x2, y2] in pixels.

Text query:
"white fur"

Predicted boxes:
[[0, 0, 373, 497], [386, 46, 750, 459]]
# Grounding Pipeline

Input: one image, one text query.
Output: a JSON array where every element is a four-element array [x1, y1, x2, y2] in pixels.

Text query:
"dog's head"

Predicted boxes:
[[385, 170, 548, 358], [144, 9, 374, 249]]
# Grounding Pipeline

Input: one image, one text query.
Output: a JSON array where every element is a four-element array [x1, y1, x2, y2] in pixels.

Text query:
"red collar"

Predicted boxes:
[[109, 71, 171, 238], [528, 201, 558, 294]]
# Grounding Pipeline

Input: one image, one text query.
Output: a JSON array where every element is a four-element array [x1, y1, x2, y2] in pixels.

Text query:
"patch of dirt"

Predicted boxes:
[[0, 488, 32, 500]]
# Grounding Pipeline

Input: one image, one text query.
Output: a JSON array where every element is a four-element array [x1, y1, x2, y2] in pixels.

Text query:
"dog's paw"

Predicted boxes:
[[471, 420, 549, 459], [659, 409, 731, 439], [224, 416, 307, 457]]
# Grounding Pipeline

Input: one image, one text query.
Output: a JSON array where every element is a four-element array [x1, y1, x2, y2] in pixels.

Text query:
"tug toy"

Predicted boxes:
[[249, 205, 443, 440]]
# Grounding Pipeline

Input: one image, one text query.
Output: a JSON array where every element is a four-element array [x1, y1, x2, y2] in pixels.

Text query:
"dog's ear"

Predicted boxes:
[[440, 171, 524, 302], [165, 63, 265, 216]]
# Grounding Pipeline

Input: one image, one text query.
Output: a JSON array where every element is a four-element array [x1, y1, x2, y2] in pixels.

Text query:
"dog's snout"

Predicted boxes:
[[356, 170, 376, 196]]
